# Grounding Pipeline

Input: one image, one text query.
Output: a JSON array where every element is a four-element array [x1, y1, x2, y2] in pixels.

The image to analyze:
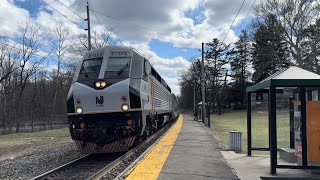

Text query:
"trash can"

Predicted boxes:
[[229, 130, 242, 152]]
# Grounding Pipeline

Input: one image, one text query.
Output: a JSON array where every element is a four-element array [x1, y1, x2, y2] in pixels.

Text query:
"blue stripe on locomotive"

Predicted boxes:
[[155, 98, 161, 107]]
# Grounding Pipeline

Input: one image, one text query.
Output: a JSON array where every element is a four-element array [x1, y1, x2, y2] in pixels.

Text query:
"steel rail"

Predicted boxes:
[[88, 118, 177, 180], [30, 154, 92, 180], [31, 116, 177, 180]]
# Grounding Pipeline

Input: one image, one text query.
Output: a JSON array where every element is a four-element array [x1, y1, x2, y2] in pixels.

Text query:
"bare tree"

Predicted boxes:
[[14, 20, 47, 132], [0, 40, 19, 84], [71, 28, 117, 56], [0, 40, 20, 128], [254, 0, 320, 70], [47, 21, 70, 129]]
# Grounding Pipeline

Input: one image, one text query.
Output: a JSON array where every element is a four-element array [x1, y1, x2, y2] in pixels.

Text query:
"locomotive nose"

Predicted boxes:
[[71, 79, 130, 114]]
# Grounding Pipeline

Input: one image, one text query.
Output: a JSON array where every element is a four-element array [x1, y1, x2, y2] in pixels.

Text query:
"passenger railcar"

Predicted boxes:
[[66, 46, 179, 153]]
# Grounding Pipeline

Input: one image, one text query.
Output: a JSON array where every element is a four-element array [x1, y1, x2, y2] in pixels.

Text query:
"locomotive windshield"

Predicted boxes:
[[106, 57, 130, 71], [80, 58, 103, 73], [104, 57, 131, 80], [77, 58, 103, 82]]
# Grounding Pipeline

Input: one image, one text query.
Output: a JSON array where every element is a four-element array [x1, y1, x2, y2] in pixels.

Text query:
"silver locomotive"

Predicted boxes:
[[66, 46, 179, 153]]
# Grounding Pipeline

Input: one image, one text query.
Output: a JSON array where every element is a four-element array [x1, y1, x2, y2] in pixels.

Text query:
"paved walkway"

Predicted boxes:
[[126, 114, 238, 180], [158, 114, 238, 180]]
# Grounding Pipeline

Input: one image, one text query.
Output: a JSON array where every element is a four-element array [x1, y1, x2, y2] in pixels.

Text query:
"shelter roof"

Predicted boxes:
[[247, 66, 320, 92]]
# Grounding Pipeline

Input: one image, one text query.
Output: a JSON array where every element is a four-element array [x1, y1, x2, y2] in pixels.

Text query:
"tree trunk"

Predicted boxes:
[[51, 88, 57, 130], [15, 91, 23, 133]]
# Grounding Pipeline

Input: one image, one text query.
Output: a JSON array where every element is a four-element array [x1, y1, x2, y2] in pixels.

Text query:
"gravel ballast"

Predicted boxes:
[[0, 142, 83, 180]]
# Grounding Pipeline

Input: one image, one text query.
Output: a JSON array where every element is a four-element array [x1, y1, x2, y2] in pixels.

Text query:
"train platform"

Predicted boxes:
[[125, 114, 238, 180]]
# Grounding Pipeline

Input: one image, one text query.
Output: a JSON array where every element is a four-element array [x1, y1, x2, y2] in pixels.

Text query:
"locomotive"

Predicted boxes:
[[66, 46, 179, 153]]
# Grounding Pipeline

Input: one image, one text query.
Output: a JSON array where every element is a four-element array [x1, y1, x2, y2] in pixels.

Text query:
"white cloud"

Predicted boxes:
[[69, 0, 257, 47], [0, 0, 260, 95], [0, 0, 30, 36], [36, 0, 85, 36], [163, 76, 181, 96]]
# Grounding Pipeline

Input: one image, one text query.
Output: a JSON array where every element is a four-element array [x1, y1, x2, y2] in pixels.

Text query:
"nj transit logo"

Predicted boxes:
[[96, 96, 104, 106]]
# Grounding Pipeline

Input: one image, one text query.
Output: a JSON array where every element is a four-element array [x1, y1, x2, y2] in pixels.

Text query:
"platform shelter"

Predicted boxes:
[[246, 66, 320, 175]]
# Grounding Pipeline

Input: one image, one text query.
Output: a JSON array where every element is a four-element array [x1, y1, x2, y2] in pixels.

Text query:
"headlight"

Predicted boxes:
[[95, 81, 107, 89], [95, 82, 101, 88], [76, 107, 83, 114], [101, 81, 106, 87], [121, 104, 129, 111]]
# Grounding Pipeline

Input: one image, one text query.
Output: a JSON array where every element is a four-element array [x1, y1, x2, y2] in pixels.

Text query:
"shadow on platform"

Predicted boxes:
[[222, 151, 320, 180]]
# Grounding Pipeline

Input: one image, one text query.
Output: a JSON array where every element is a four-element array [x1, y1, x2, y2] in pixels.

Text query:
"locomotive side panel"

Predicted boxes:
[[152, 78, 171, 114]]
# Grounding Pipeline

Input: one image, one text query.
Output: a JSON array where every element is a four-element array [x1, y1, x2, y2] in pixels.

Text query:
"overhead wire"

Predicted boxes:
[[221, 0, 246, 44], [90, 9, 170, 36], [90, 7, 109, 33], [40, 0, 84, 29], [55, 0, 84, 20], [236, 0, 257, 33]]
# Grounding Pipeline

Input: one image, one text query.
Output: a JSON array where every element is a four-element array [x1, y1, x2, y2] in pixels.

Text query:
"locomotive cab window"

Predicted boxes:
[[77, 58, 103, 81], [106, 57, 131, 71], [104, 57, 131, 81], [80, 58, 103, 73]]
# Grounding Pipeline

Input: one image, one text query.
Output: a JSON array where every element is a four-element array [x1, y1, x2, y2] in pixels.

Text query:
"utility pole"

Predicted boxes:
[[85, 1, 92, 51], [201, 42, 206, 126], [193, 79, 196, 118]]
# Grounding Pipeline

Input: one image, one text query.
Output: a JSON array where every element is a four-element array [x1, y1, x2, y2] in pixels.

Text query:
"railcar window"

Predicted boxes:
[[151, 67, 157, 77], [80, 58, 103, 74], [107, 57, 131, 71]]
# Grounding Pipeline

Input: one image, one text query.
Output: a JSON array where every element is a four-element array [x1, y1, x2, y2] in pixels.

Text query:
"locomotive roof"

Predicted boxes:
[[84, 45, 141, 56], [82, 45, 174, 95]]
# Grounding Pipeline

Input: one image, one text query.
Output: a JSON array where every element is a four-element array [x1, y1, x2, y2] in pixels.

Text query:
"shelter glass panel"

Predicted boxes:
[[251, 92, 269, 153]]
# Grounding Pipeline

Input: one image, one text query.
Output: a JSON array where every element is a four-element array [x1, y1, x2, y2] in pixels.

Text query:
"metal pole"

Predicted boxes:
[[289, 98, 294, 149], [269, 87, 277, 175], [194, 79, 196, 119], [208, 102, 210, 127], [85, 1, 92, 51], [201, 43, 206, 125], [247, 92, 252, 156], [300, 87, 308, 168]]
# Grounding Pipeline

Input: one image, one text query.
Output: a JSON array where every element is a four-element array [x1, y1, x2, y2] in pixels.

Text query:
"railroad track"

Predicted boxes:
[[30, 153, 124, 180], [31, 117, 177, 180]]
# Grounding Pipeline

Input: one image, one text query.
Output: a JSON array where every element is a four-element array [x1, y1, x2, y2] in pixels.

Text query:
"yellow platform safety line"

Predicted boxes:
[[125, 115, 184, 180]]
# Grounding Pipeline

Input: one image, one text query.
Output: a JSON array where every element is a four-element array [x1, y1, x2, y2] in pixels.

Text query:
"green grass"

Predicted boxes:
[[210, 110, 290, 154]]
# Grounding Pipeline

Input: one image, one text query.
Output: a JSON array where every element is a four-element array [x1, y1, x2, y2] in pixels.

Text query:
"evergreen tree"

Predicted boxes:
[[252, 14, 291, 82], [230, 30, 251, 106], [205, 38, 230, 114], [302, 19, 320, 74]]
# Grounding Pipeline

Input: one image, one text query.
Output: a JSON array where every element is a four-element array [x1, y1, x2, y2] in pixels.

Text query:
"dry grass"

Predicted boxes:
[[0, 128, 71, 161], [210, 110, 290, 154]]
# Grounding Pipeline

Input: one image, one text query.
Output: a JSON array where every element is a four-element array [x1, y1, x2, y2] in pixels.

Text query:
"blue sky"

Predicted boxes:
[[12, 0, 253, 59], [2, 0, 257, 95], [14, 0, 42, 17], [149, 39, 200, 60]]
